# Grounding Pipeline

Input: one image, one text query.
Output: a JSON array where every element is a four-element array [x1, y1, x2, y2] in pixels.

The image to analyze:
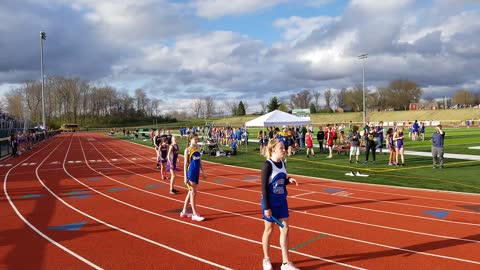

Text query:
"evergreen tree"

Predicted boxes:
[[237, 101, 246, 115], [309, 103, 317, 113], [267, 96, 281, 112]]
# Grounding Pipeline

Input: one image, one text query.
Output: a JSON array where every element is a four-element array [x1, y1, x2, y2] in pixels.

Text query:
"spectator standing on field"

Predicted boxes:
[[386, 128, 397, 165], [348, 125, 361, 163], [420, 122, 425, 141], [364, 124, 377, 164], [9, 133, 18, 157], [431, 124, 445, 169], [375, 121, 384, 154], [305, 129, 315, 158], [394, 127, 405, 166], [316, 126, 325, 153]]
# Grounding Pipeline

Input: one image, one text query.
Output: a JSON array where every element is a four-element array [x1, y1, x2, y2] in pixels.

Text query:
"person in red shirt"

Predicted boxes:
[[325, 124, 333, 158], [305, 129, 315, 158]]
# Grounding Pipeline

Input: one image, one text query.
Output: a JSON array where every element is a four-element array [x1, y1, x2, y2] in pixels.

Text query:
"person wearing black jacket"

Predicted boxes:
[[9, 134, 18, 157], [316, 126, 325, 153], [364, 125, 377, 164]]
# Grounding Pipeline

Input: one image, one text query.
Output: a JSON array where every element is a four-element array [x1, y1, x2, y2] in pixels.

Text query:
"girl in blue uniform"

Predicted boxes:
[[261, 139, 299, 270], [180, 133, 206, 221]]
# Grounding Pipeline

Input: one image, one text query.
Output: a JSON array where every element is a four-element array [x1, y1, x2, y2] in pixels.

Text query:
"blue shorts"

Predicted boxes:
[[261, 197, 289, 221], [187, 172, 200, 184]]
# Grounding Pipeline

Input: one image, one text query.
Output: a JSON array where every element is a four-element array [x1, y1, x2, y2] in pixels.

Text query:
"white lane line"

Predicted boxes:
[[200, 165, 480, 227], [304, 180, 480, 205], [291, 191, 317, 198], [203, 154, 480, 203], [298, 184, 479, 215], [91, 136, 480, 265], [52, 135, 232, 270], [80, 135, 366, 270], [112, 136, 480, 216], [3, 137, 103, 269]]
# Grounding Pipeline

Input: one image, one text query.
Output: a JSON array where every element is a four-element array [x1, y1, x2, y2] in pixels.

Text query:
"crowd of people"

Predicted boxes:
[[244, 120, 439, 168]]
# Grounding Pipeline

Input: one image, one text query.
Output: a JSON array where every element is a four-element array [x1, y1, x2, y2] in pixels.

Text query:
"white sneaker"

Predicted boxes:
[[281, 262, 300, 270], [191, 215, 205, 221], [179, 211, 192, 218], [262, 258, 273, 270]]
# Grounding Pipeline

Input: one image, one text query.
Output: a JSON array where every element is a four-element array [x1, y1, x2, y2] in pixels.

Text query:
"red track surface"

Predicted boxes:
[[1, 133, 479, 269]]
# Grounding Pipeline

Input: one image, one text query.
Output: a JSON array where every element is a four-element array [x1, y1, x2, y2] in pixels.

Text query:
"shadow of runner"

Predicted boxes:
[[318, 234, 480, 267]]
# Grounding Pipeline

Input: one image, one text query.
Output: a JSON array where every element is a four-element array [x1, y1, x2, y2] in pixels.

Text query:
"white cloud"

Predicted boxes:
[[193, 0, 287, 19], [274, 16, 338, 43]]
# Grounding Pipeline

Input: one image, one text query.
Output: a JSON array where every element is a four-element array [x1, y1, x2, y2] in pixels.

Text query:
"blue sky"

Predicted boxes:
[[199, 0, 348, 44], [1, 0, 480, 114]]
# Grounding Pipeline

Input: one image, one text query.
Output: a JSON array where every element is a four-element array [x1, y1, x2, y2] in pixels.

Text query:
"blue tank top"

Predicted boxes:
[[187, 147, 201, 180], [266, 159, 288, 204]]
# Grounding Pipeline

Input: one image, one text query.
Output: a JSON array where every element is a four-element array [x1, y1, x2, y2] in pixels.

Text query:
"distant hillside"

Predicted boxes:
[[209, 108, 480, 126]]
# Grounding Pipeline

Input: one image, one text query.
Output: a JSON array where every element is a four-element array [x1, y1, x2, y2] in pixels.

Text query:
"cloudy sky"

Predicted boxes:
[[1, 0, 479, 113]]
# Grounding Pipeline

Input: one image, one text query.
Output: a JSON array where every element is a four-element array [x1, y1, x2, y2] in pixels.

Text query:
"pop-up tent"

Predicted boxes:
[[245, 110, 311, 127], [243, 110, 311, 152]]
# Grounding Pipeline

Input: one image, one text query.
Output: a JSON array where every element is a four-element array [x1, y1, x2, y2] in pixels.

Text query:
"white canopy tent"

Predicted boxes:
[[243, 110, 311, 152], [245, 110, 311, 127]]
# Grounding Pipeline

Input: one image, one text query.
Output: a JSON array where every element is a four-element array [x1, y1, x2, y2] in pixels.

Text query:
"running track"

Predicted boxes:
[[1, 133, 479, 269]]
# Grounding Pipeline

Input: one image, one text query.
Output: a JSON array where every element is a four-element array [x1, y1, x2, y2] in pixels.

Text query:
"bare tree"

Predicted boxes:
[[290, 89, 312, 109], [388, 80, 422, 110], [5, 89, 24, 120], [259, 101, 266, 114], [242, 101, 249, 114], [224, 100, 238, 116], [150, 98, 161, 116], [134, 88, 147, 112], [345, 86, 363, 112], [374, 87, 390, 111], [453, 89, 475, 105], [0, 97, 5, 112], [312, 89, 321, 110], [335, 88, 347, 109], [204, 96, 215, 117], [324, 89, 333, 112], [23, 81, 43, 123], [192, 99, 203, 118]]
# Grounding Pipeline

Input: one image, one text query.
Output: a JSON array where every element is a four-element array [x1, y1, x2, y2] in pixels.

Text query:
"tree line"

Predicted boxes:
[[260, 80, 479, 114], [3, 77, 479, 127], [4, 76, 175, 128]]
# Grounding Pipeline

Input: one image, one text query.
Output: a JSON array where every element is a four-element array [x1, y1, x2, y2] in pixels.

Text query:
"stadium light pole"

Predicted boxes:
[[40, 31, 46, 130], [358, 54, 368, 125]]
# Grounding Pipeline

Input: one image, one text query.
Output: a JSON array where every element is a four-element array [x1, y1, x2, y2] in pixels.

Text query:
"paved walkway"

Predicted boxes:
[[402, 150, 480, 161], [309, 143, 480, 161]]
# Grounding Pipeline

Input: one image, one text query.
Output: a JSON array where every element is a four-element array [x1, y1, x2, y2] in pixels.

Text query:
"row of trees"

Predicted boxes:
[[3, 76, 478, 127], [4, 76, 174, 128], [260, 80, 479, 114]]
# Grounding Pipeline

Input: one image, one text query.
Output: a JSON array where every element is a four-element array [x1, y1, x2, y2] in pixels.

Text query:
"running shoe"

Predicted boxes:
[[280, 262, 300, 270], [263, 258, 273, 270], [179, 211, 192, 218], [191, 215, 205, 221]]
